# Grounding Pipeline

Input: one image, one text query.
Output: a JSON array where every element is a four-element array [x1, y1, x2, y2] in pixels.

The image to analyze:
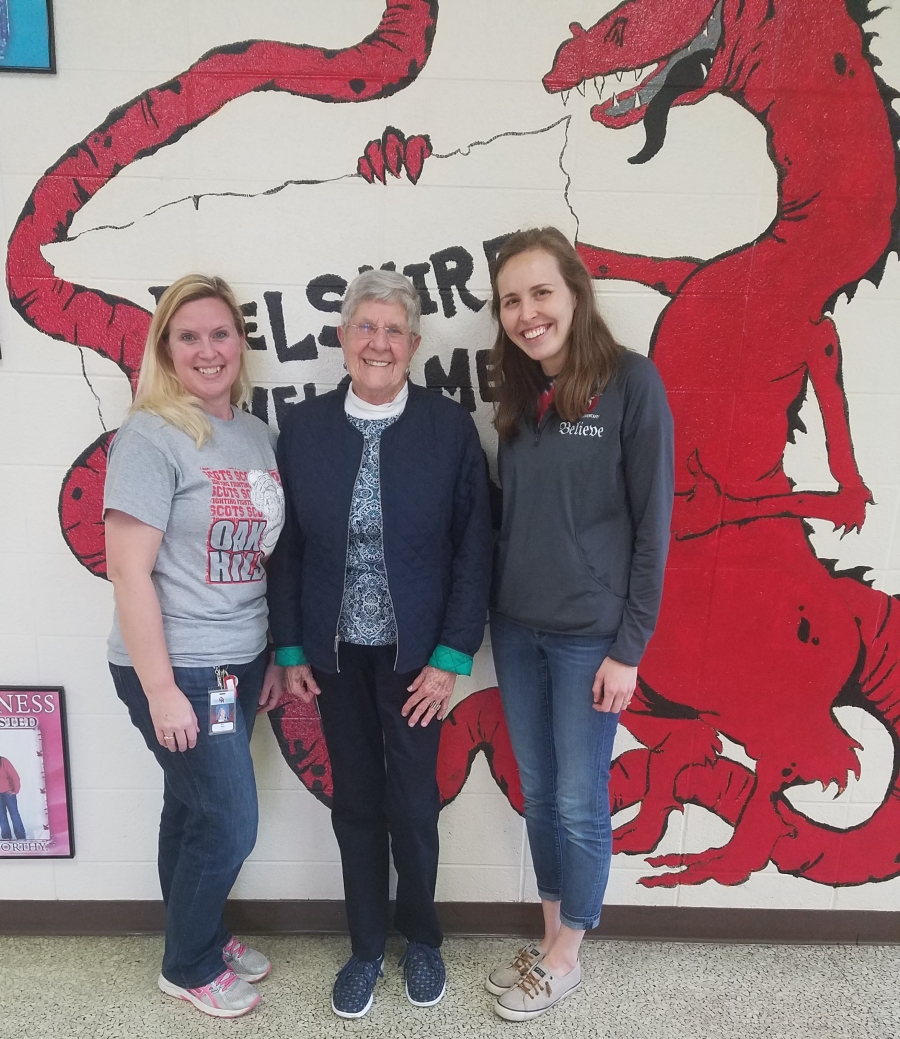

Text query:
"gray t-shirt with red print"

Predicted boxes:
[[104, 407, 284, 667]]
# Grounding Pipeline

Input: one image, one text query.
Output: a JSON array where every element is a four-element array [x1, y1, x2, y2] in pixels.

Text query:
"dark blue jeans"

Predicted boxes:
[[490, 612, 620, 931], [109, 651, 265, 989], [314, 643, 443, 961], [0, 792, 25, 840]]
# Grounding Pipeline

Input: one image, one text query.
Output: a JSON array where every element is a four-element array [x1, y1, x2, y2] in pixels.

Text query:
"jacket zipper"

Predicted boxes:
[[335, 433, 367, 674], [376, 432, 401, 672]]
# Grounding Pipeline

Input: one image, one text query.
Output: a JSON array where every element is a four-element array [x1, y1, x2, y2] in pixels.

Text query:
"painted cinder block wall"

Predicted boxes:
[[1, 0, 899, 915]]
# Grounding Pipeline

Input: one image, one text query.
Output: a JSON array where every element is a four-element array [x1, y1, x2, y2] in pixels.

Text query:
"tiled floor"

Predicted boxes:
[[2, 934, 898, 1038]]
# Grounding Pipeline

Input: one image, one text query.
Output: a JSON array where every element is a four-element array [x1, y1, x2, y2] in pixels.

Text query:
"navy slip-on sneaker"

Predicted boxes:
[[331, 954, 384, 1018], [399, 942, 446, 1007]]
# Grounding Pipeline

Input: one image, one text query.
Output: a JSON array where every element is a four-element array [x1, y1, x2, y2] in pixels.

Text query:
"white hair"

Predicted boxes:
[[341, 269, 422, 335]]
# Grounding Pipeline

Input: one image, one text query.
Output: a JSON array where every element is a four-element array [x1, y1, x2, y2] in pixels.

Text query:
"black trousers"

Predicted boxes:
[[314, 643, 443, 961]]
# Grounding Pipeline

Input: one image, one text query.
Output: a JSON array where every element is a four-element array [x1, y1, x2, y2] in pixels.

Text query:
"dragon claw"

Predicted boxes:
[[641, 849, 755, 887], [384, 132, 403, 177], [638, 871, 684, 889], [357, 155, 375, 183], [404, 134, 432, 184], [358, 126, 432, 185], [363, 138, 388, 183], [644, 853, 685, 869]]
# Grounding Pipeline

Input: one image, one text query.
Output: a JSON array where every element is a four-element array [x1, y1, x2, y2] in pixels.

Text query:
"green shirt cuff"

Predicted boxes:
[[275, 646, 307, 667], [428, 645, 473, 676]]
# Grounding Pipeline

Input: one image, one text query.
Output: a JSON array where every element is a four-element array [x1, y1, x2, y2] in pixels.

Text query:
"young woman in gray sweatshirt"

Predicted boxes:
[[484, 227, 674, 1022]]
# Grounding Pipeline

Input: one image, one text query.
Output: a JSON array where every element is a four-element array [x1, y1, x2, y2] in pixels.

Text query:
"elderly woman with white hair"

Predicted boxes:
[[268, 268, 492, 1018]]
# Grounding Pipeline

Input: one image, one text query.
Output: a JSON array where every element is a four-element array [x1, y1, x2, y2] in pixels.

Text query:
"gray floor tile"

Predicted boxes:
[[1, 935, 897, 1039]]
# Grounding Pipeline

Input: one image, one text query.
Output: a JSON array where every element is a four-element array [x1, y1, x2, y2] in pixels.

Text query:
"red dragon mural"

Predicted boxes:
[[6, 0, 900, 890], [544, 0, 900, 887]]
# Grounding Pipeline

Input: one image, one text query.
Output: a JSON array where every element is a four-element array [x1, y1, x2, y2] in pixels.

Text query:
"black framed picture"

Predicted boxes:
[[0, 687, 74, 857], [0, 0, 55, 74]]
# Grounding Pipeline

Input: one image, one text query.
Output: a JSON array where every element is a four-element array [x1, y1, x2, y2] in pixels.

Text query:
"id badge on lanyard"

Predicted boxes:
[[209, 666, 237, 735]]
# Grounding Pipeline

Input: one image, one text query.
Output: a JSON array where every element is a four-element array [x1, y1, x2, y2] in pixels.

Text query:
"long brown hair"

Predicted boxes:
[[489, 227, 624, 440]]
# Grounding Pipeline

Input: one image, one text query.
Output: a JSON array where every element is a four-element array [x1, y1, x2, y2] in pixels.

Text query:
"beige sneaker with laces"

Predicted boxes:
[[494, 960, 582, 1021], [485, 942, 544, 995]]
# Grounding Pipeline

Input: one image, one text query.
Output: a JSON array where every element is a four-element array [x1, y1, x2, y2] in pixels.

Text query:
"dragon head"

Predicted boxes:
[[544, 0, 726, 164]]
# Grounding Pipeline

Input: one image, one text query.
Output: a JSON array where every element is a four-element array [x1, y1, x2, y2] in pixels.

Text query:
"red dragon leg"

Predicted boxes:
[[615, 746, 757, 849], [8, 0, 438, 577], [674, 754, 754, 829], [614, 689, 722, 855], [643, 758, 797, 887]]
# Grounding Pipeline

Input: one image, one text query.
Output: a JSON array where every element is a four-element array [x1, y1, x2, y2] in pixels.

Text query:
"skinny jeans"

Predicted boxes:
[[490, 611, 619, 931]]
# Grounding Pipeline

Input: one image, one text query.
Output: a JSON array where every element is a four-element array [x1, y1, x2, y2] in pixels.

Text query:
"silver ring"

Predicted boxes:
[[429, 701, 441, 711], [163, 735, 175, 742]]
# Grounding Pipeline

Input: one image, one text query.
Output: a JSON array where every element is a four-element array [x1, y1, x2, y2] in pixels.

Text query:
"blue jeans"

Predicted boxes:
[[109, 651, 265, 989], [0, 792, 25, 840], [490, 612, 620, 931]]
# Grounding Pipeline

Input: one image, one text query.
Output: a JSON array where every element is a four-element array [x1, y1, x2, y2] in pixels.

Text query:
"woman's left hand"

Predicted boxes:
[[592, 656, 638, 713], [257, 661, 285, 713], [402, 666, 457, 726]]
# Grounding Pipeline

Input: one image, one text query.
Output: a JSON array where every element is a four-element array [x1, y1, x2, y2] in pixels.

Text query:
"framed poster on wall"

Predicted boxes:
[[0, 687, 74, 857], [0, 0, 55, 73]]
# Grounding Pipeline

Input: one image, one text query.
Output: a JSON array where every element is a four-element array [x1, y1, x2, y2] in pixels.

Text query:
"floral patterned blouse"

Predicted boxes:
[[337, 413, 400, 646]]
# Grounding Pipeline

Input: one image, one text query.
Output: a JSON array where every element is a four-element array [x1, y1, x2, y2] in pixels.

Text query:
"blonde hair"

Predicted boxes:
[[131, 274, 251, 447]]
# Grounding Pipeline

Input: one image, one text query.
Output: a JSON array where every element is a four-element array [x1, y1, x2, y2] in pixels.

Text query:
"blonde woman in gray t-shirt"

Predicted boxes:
[[104, 275, 285, 1019]]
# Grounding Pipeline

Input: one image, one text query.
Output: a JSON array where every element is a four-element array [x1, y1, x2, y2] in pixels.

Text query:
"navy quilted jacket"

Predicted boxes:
[[267, 383, 493, 674]]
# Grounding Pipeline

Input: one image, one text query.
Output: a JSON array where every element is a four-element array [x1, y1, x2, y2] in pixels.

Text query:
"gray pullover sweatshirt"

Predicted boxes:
[[491, 350, 674, 666]]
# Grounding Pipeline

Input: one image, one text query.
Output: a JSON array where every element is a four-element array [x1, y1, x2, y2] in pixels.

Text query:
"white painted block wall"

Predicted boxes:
[[1, 0, 899, 912]]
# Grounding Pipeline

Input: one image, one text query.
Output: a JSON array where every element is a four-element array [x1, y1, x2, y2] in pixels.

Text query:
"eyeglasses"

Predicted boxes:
[[346, 321, 411, 344]]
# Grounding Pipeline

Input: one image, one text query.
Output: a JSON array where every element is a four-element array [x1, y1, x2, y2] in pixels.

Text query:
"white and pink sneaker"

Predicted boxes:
[[158, 966, 260, 1018], [223, 936, 272, 982]]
